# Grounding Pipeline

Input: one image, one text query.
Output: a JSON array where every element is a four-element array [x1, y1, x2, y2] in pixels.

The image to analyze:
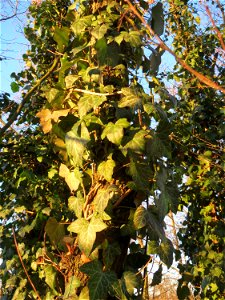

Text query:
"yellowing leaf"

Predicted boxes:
[[36, 109, 69, 134], [51, 109, 70, 122], [36, 109, 52, 134], [59, 164, 82, 191]]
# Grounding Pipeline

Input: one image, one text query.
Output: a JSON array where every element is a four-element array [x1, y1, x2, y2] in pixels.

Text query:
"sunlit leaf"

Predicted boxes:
[[98, 158, 116, 182], [91, 24, 108, 39], [45, 217, 65, 246]]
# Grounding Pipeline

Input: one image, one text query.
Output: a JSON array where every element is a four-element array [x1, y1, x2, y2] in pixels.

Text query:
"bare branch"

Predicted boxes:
[[203, 2, 225, 51], [125, 0, 225, 94]]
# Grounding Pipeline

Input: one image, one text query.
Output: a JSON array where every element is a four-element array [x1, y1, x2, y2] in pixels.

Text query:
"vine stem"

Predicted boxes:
[[12, 227, 42, 300], [125, 0, 225, 94]]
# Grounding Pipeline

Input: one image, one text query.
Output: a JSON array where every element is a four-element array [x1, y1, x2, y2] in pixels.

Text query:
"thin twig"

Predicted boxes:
[[12, 227, 42, 300], [125, 0, 225, 94], [215, 0, 225, 25], [70, 87, 123, 97], [113, 188, 132, 208], [0, 56, 60, 137]]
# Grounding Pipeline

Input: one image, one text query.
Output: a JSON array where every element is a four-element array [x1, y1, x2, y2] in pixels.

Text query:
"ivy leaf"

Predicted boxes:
[[80, 260, 117, 300], [71, 15, 93, 35], [91, 24, 108, 39], [10, 82, 19, 93], [126, 31, 142, 47], [119, 88, 141, 108], [133, 206, 148, 229], [44, 265, 57, 292], [134, 206, 166, 241], [68, 217, 107, 256], [95, 38, 107, 65], [128, 159, 152, 190], [59, 164, 82, 191], [45, 217, 65, 246], [98, 158, 116, 182], [110, 280, 128, 300], [64, 276, 80, 298], [78, 94, 107, 117], [103, 241, 121, 269], [101, 118, 130, 145], [149, 46, 165, 75], [78, 287, 90, 299], [151, 264, 163, 286], [151, 2, 164, 36], [147, 240, 159, 255], [123, 271, 141, 295], [93, 188, 112, 214], [158, 239, 174, 268], [36, 109, 52, 134], [65, 131, 88, 167], [123, 130, 147, 153], [65, 74, 80, 88], [68, 193, 85, 218], [53, 26, 70, 52]]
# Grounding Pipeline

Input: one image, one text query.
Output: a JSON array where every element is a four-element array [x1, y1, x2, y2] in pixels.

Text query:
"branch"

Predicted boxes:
[[125, 0, 225, 94], [12, 228, 42, 300], [216, 0, 225, 25], [0, 0, 19, 22], [70, 87, 123, 96], [0, 56, 60, 137], [204, 2, 225, 51]]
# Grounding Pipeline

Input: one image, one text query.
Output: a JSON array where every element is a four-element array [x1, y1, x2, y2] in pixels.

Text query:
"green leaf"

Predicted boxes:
[[103, 241, 121, 269], [119, 88, 141, 108], [123, 271, 141, 295], [68, 217, 107, 256], [80, 260, 117, 300], [68, 193, 85, 218], [128, 159, 152, 190], [110, 279, 128, 300], [101, 118, 130, 145], [10, 82, 19, 93], [126, 31, 142, 47], [93, 188, 111, 214], [91, 24, 108, 39], [65, 131, 88, 167], [44, 265, 57, 292], [95, 38, 107, 65], [123, 130, 147, 153], [59, 164, 82, 191], [45, 217, 65, 246], [159, 239, 174, 268], [133, 206, 148, 229], [98, 158, 116, 182], [53, 26, 70, 52], [78, 94, 107, 117], [71, 15, 93, 35], [147, 241, 159, 255], [151, 3, 164, 36], [64, 276, 80, 298]]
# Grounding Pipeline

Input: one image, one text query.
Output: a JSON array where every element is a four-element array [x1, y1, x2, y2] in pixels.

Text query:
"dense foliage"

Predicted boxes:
[[0, 0, 224, 299]]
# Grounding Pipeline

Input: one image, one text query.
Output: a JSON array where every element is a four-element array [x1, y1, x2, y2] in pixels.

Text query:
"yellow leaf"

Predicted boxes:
[[51, 109, 70, 122], [36, 109, 52, 133]]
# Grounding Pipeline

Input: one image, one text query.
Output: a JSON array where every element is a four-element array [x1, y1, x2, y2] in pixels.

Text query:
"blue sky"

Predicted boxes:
[[0, 0, 30, 94]]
